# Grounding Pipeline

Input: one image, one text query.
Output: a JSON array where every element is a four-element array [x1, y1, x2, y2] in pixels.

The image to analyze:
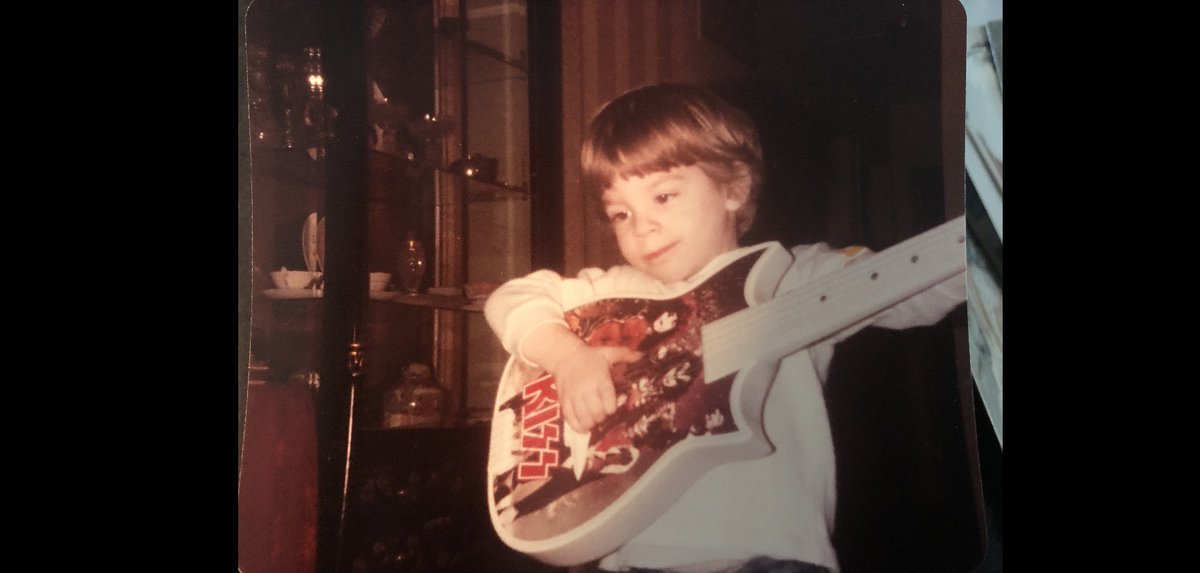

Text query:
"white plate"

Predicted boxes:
[[303, 212, 319, 273], [264, 288, 323, 299]]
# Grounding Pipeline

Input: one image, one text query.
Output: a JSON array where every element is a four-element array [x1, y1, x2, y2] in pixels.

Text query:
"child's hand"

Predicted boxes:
[[548, 345, 642, 434], [519, 323, 642, 434]]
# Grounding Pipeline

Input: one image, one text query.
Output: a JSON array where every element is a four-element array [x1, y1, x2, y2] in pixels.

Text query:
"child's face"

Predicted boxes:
[[602, 164, 741, 284]]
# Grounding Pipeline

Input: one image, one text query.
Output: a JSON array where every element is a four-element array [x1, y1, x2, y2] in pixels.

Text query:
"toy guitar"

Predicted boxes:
[[486, 216, 967, 566]]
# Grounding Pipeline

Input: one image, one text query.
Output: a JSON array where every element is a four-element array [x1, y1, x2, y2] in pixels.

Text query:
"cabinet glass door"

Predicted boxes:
[[242, 2, 553, 572], [359, 0, 532, 430], [462, 0, 532, 422], [240, 3, 350, 573]]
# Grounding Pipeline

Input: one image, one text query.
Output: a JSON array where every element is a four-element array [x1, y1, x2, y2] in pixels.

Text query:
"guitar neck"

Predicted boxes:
[[702, 216, 966, 381]]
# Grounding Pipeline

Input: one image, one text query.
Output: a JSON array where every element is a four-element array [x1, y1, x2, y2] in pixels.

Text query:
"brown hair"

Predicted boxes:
[[581, 83, 764, 236]]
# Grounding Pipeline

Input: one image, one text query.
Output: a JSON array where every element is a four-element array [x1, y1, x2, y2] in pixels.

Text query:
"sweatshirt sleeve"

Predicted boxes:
[[781, 241, 966, 384], [870, 269, 966, 329], [483, 269, 573, 366], [785, 242, 966, 344], [483, 265, 644, 367]]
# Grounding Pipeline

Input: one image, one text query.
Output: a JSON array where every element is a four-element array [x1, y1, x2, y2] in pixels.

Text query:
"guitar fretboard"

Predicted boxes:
[[701, 216, 966, 381]]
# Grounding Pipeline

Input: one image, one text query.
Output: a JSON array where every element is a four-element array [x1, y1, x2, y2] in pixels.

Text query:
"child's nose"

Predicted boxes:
[[632, 212, 659, 236]]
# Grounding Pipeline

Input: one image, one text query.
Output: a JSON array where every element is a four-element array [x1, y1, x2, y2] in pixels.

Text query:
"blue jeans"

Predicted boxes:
[[622, 557, 831, 573]]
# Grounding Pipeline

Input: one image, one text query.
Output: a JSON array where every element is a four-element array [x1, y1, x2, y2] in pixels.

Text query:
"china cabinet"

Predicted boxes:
[[239, 1, 561, 572]]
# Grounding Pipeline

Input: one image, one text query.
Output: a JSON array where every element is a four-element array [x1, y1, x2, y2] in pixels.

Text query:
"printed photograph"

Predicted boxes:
[[237, 1, 1003, 572]]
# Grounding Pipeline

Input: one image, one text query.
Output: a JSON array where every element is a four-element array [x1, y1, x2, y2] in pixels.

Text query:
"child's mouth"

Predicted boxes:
[[644, 242, 677, 263]]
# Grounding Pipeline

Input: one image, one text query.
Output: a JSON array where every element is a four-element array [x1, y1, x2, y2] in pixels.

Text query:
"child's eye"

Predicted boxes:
[[608, 211, 629, 223], [654, 193, 674, 204]]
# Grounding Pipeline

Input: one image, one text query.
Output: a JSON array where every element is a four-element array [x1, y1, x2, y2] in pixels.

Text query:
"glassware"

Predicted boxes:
[[302, 47, 329, 159], [246, 43, 278, 148], [272, 53, 300, 149], [398, 232, 426, 294], [383, 363, 445, 428]]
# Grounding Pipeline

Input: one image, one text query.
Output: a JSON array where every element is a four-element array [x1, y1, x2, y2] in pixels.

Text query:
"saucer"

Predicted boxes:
[[368, 290, 399, 301], [264, 288, 323, 299]]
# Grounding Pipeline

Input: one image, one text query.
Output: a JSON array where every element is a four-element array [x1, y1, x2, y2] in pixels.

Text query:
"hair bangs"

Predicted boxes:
[[583, 112, 753, 195]]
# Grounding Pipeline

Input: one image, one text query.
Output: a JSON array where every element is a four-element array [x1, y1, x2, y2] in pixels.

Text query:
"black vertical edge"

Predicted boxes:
[[236, 0, 253, 504], [317, 1, 369, 573], [528, 0, 564, 271], [236, 5, 253, 573]]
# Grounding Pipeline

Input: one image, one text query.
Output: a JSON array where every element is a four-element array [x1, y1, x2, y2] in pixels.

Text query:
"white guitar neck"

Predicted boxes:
[[702, 216, 966, 381]]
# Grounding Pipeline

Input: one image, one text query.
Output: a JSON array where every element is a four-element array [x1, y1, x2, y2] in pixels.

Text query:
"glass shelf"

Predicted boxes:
[[368, 149, 529, 201], [458, 172, 529, 202], [259, 290, 483, 311], [263, 148, 528, 202], [464, 0, 528, 74], [355, 419, 492, 434], [371, 291, 484, 313], [466, 38, 527, 74]]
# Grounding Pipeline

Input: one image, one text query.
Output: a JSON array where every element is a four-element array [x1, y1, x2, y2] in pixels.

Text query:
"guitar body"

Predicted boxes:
[[486, 216, 966, 566], [487, 244, 792, 566]]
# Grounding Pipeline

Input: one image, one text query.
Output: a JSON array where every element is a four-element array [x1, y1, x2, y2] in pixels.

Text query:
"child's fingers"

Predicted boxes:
[[599, 376, 618, 415], [561, 398, 586, 434], [554, 346, 624, 433], [580, 387, 609, 430], [597, 346, 643, 365]]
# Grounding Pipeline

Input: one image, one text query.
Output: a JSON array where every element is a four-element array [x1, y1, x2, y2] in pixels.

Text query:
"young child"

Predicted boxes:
[[484, 84, 966, 573]]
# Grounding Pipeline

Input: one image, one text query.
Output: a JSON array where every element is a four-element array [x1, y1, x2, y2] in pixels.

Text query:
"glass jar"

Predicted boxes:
[[383, 363, 445, 428]]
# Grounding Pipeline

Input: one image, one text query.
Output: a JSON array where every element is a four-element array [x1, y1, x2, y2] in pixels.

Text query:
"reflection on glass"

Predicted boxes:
[[399, 233, 427, 294]]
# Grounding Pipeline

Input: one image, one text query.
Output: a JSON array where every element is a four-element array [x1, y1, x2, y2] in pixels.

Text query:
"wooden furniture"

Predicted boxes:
[[239, 1, 562, 572]]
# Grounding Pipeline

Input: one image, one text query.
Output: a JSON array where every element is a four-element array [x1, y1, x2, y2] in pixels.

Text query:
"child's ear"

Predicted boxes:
[[723, 162, 752, 211]]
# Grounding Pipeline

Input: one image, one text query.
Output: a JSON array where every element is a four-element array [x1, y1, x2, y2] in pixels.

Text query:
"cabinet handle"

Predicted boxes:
[[348, 338, 365, 380]]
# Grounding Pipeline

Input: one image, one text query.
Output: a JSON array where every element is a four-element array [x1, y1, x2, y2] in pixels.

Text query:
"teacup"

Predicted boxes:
[[271, 270, 322, 289], [369, 272, 392, 292]]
